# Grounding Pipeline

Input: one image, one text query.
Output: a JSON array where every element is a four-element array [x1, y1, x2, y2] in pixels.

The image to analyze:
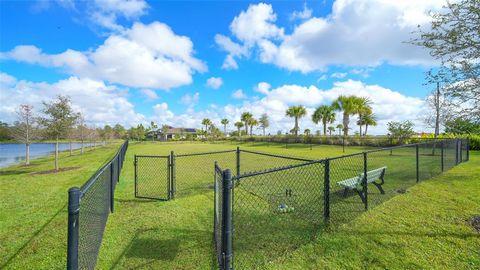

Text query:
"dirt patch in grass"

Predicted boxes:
[[470, 216, 480, 232], [31, 166, 80, 175]]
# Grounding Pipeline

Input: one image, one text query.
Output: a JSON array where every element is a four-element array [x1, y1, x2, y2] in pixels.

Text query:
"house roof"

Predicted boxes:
[[157, 127, 197, 134]]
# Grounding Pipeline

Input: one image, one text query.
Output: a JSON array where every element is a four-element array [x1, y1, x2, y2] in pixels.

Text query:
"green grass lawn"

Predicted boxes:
[[0, 144, 121, 269], [1, 141, 478, 269]]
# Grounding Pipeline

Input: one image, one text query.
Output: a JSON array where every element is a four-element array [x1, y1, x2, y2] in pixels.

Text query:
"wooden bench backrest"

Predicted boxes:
[[359, 166, 387, 183]]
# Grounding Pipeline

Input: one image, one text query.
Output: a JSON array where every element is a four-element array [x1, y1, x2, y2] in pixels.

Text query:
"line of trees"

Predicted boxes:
[[197, 95, 378, 139], [1, 95, 133, 170]]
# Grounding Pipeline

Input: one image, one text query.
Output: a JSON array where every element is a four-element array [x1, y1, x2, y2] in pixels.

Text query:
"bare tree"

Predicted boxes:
[[12, 104, 35, 165], [77, 113, 87, 154]]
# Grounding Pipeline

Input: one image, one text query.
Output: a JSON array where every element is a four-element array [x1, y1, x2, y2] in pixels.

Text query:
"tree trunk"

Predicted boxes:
[[69, 141, 72, 156], [323, 120, 327, 136], [250, 126, 253, 136], [25, 144, 30, 165], [343, 113, 349, 136], [244, 123, 248, 134], [237, 127, 241, 137], [224, 125, 227, 135], [294, 117, 299, 136], [263, 127, 265, 136], [81, 139, 84, 154], [365, 124, 369, 136], [55, 137, 59, 171], [359, 125, 362, 137]]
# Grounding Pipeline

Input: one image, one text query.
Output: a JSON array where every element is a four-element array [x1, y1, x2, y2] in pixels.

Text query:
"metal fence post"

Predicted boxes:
[[459, 139, 463, 163], [236, 147, 240, 177], [363, 152, 368, 211], [171, 151, 176, 199], [416, 144, 419, 183], [441, 141, 444, 172], [466, 138, 470, 161], [222, 169, 233, 270], [134, 155, 138, 197], [67, 187, 81, 270], [167, 155, 171, 200], [455, 139, 459, 165], [323, 159, 330, 221], [110, 163, 114, 213]]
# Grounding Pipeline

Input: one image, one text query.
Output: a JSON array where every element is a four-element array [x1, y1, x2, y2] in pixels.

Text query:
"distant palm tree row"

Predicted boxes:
[[201, 95, 377, 137]]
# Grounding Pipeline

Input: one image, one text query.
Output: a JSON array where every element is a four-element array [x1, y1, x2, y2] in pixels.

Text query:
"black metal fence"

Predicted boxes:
[[134, 148, 310, 200], [67, 141, 128, 270], [214, 138, 469, 269]]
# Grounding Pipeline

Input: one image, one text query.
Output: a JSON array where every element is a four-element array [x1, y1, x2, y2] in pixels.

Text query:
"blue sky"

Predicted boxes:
[[0, 0, 444, 134]]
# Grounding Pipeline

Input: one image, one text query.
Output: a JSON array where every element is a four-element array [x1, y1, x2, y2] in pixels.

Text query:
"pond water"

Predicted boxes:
[[0, 143, 99, 168]]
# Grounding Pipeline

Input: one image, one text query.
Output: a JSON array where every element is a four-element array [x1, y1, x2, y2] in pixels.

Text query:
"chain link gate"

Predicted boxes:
[[134, 155, 171, 200]]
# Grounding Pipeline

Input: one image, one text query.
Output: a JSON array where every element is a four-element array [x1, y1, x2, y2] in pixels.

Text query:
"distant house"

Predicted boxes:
[[147, 126, 197, 141]]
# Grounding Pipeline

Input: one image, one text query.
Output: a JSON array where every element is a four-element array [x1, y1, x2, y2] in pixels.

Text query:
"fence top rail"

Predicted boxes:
[[176, 149, 236, 157], [80, 140, 128, 195], [325, 138, 458, 161], [240, 149, 315, 162], [235, 158, 325, 180], [135, 154, 169, 158]]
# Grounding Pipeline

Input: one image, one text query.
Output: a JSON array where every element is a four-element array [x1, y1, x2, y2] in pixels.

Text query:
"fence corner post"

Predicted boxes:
[[416, 144, 419, 183], [222, 169, 233, 270], [363, 152, 368, 211], [323, 159, 330, 221], [67, 187, 81, 270]]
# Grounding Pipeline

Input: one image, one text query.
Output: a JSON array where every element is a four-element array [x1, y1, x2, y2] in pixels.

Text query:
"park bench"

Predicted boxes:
[[337, 166, 387, 205]]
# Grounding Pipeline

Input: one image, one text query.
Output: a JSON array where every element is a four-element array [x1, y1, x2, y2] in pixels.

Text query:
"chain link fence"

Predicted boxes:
[[175, 150, 236, 198], [215, 138, 469, 270], [67, 141, 128, 270], [134, 155, 170, 200]]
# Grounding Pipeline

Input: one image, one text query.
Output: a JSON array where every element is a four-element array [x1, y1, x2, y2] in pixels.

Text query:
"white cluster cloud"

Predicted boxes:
[[216, 0, 444, 72], [89, 0, 149, 31], [232, 89, 247, 99], [180, 92, 200, 106], [0, 72, 144, 127], [1, 21, 207, 90], [140, 88, 158, 100], [206, 77, 223, 89], [289, 3, 313, 21]]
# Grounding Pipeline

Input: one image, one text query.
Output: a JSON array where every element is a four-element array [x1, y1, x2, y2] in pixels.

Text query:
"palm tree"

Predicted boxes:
[[259, 113, 269, 136], [234, 121, 244, 136], [336, 124, 343, 136], [221, 118, 229, 135], [285, 105, 307, 136], [363, 112, 377, 136], [201, 118, 212, 135], [355, 97, 372, 136], [241, 112, 253, 135], [304, 128, 311, 136], [248, 118, 258, 136], [331, 95, 361, 136], [312, 105, 336, 136], [328, 126, 335, 136]]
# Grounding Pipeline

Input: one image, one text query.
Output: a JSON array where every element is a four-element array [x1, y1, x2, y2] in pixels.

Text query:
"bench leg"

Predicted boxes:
[[343, 188, 349, 197], [354, 188, 367, 207], [373, 182, 385, 194]]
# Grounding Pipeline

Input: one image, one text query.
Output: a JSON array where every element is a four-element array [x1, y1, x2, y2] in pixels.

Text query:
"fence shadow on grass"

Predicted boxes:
[[1, 203, 67, 268], [110, 228, 216, 270]]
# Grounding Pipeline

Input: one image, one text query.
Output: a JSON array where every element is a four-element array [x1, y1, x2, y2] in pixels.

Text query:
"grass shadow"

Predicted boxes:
[[0, 203, 67, 268]]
